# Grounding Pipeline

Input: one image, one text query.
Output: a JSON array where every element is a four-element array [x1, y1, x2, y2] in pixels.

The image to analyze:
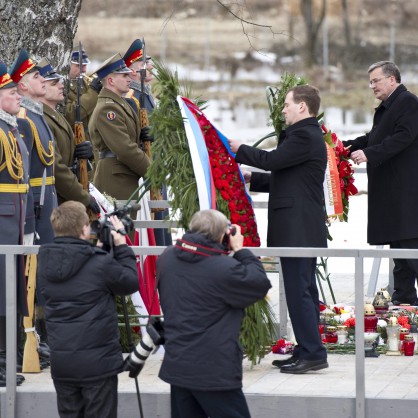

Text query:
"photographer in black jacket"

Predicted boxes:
[[157, 209, 271, 418], [37, 201, 139, 418]]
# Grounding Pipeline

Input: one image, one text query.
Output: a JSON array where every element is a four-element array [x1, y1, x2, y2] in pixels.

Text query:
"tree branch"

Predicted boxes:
[[216, 0, 299, 53]]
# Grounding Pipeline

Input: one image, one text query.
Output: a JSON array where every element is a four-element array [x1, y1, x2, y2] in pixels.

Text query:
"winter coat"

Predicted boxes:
[[344, 85, 418, 244], [158, 232, 271, 391], [236, 117, 328, 248], [37, 237, 139, 382]]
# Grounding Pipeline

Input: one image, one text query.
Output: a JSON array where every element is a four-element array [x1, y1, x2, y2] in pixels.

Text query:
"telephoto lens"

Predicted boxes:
[[123, 333, 155, 378], [123, 317, 164, 378]]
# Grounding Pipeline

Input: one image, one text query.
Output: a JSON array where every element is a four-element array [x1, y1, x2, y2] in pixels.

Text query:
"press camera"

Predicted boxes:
[[90, 203, 137, 251], [222, 222, 237, 250]]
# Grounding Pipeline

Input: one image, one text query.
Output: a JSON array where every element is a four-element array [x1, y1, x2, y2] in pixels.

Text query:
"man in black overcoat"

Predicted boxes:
[[229, 84, 328, 374], [346, 61, 418, 306]]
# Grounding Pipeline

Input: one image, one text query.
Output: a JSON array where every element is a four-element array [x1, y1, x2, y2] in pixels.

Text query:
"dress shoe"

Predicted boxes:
[[272, 355, 298, 368], [280, 359, 328, 374]]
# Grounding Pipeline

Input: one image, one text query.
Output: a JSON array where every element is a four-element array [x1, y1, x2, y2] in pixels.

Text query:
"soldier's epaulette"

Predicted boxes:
[[17, 107, 27, 118], [105, 99, 115, 104]]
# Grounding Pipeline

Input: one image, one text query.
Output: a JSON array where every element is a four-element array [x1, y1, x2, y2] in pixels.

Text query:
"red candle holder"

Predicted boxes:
[[403, 335, 415, 356]]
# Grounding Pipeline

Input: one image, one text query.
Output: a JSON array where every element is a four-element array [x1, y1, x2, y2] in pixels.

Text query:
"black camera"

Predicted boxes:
[[222, 222, 237, 249], [90, 203, 136, 251], [123, 317, 165, 378]]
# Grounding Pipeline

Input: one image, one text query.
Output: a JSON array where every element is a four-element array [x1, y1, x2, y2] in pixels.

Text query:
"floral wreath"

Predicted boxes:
[[182, 98, 260, 247], [321, 124, 358, 222]]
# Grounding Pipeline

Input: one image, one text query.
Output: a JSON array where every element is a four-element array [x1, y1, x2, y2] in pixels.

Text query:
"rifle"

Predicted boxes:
[[22, 254, 41, 373], [74, 42, 97, 221], [74, 41, 89, 192], [139, 38, 163, 211]]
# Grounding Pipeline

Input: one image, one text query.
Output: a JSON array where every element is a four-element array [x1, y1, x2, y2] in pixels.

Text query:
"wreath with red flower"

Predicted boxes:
[[146, 61, 275, 366], [190, 106, 260, 246], [322, 125, 358, 222]]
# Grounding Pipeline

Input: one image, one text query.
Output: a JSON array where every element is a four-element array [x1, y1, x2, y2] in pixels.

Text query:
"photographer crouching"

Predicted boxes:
[[126, 209, 271, 418], [37, 201, 139, 418]]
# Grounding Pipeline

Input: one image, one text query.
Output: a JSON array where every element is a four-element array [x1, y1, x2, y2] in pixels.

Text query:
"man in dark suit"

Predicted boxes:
[[346, 61, 418, 306], [229, 84, 328, 374]]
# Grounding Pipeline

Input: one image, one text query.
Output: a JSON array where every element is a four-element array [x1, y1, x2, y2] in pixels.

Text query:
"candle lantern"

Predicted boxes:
[[399, 327, 409, 354], [409, 324, 418, 353], [386, 316, 401, 356], [325, 326, 338, 344], [403, 334, 415, 356], [364, 304, 378, 332], [372, 290, 389, 315], [336, 325, 348, 345]]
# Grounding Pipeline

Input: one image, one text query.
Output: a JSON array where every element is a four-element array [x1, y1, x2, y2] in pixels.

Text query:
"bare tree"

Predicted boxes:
[[0, 0, 82, 70], [341, 0, 352, 47], [300, 0, 326, 68]]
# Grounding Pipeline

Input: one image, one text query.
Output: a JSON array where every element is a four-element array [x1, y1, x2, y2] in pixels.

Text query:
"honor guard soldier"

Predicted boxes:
[[36, 59, 100, 214], [64, 48, 101, 164], [9, 49, 58, 245], [89, 53, 151, 202], [123, 41, 172, 246], [0, 62, 30, 381], [123, 39, 155, 114]]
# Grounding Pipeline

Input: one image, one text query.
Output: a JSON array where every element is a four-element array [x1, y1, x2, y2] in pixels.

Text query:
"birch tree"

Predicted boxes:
[[0, 0, 82, 70]]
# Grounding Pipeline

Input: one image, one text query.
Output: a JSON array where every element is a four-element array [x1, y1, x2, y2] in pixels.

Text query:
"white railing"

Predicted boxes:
[[2, 244, 418, 418]]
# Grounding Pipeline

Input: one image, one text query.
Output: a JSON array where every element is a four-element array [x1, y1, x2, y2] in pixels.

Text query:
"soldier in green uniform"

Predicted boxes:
[[37, 59, 100, 213], [89, 53, 151, 201]]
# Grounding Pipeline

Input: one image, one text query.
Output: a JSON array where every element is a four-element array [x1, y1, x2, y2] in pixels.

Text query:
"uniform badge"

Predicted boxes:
[[107, 111, 116, 120]]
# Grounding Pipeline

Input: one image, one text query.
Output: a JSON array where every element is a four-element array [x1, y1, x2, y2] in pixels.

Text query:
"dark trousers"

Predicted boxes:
[[153, 185, 173, 247], [280, 257, 327, 361], [170, 385, 251, 418], [53, 375, 118, 418], [391, 238, 418, 304]]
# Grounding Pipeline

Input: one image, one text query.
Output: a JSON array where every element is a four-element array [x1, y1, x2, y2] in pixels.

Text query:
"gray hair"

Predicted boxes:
[[368, 61, 401, 83], [189, 209, 229, 242]]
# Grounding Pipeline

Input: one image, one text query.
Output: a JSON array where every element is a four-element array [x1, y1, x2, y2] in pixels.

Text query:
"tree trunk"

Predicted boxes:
[[300, 0, 326, 68], [0, 0, 82, 71], [341, 0, 352, 47]]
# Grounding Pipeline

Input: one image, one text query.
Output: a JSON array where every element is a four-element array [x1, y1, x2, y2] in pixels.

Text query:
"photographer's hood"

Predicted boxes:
[[37, 237, 96, 283]]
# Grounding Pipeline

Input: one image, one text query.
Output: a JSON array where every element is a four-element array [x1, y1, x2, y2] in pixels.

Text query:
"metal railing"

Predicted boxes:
[[2, 244, 418, 418]]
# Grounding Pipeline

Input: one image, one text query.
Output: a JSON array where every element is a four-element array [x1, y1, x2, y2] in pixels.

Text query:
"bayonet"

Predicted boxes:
[[75, 41, 83, 123], [35, 168, 47, 221]]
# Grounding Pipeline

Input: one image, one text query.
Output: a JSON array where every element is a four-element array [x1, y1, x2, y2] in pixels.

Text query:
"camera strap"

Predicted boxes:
[[175, 238, 229, 257]]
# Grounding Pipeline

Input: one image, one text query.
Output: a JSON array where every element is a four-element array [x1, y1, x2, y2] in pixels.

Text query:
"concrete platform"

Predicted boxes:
[[2, 350, 418, 418]]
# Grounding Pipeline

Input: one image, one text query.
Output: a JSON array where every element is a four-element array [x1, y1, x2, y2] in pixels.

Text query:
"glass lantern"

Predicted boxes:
[[386, 317, 401, 356], [336, 325, 348, 345]]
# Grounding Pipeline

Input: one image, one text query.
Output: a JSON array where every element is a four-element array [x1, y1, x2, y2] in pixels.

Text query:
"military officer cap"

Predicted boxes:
[[0, 62, 17, 90], [38, 58, 64, 81], [71, 49, 90, 65], [123, 39, 143, 67], [94, 53, 132, 80], [9, 49, 39, 83]]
